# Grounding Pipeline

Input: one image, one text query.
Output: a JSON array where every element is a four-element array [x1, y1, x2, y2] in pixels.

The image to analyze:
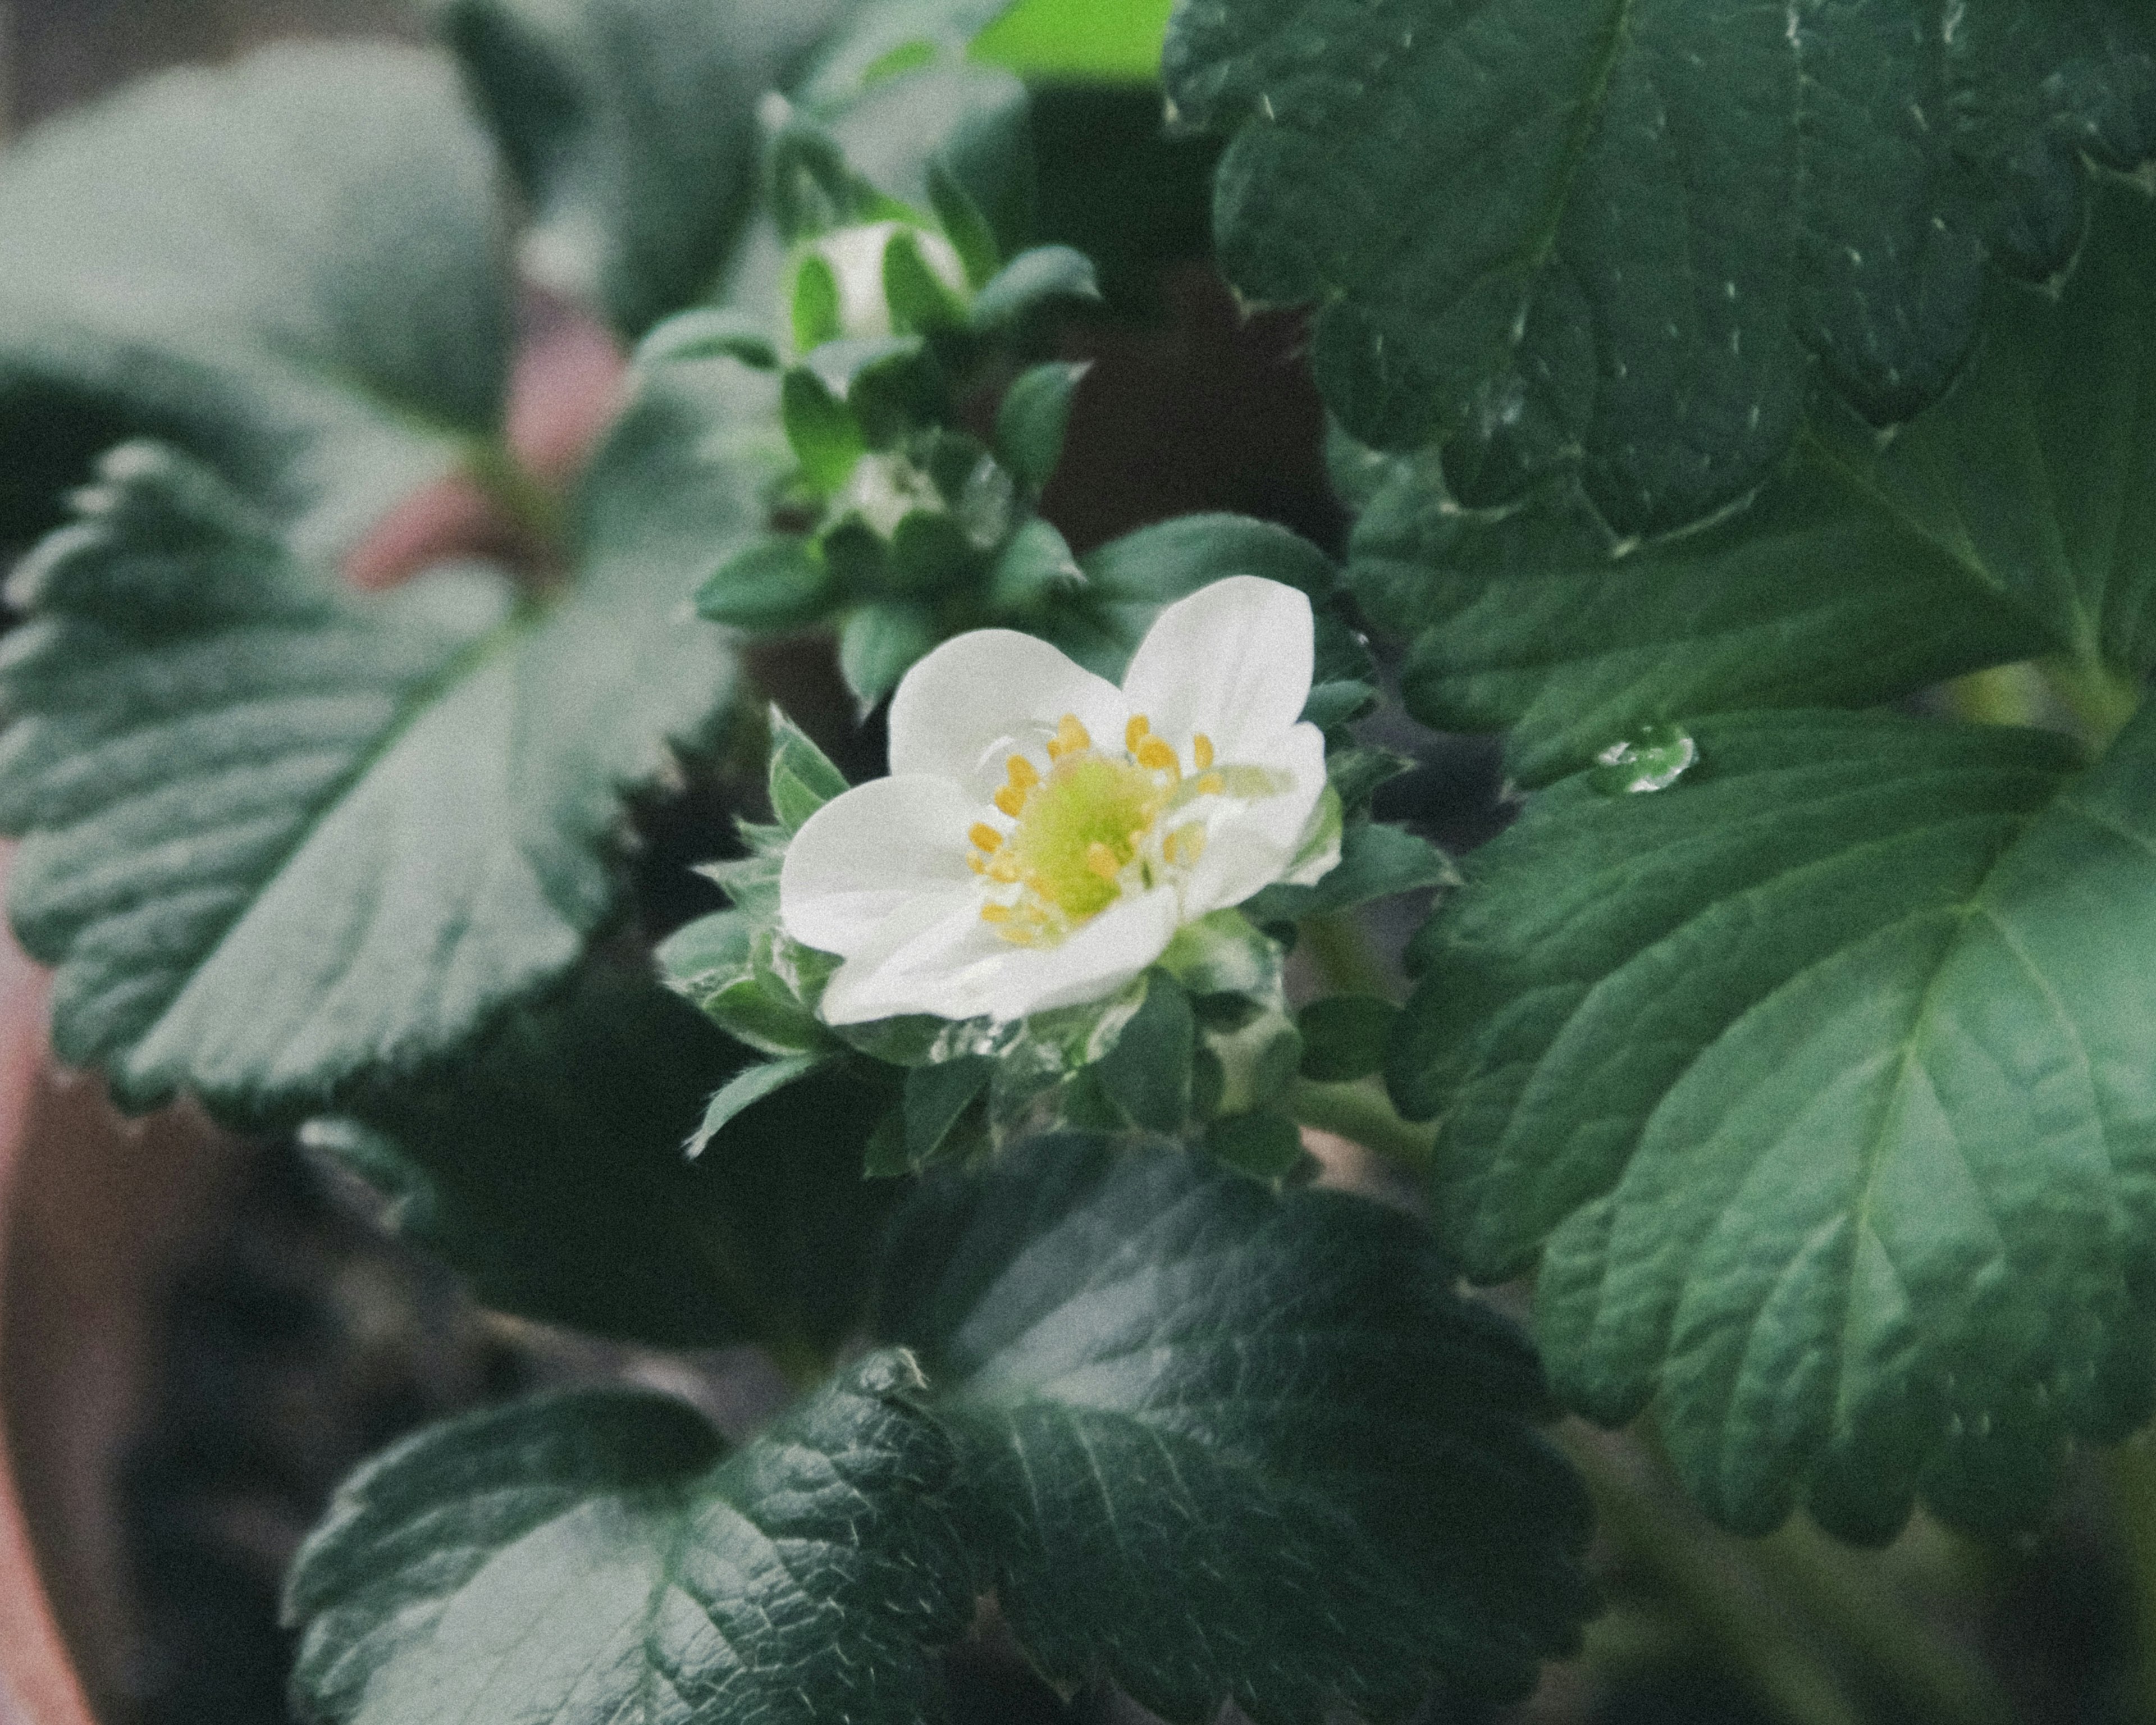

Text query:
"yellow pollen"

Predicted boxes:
[[1085, 841, 1120, 881], [1136, 736, 1179, 774], [1125, 714, 1151, 750], [969, 823, 1002, 852], [967, 854, 986, 874], [1195, 770, 1225, 797], [1006, 755, 1039, 790], [993, 783, 1027, 817], [1045, 713, 1093, 760], [1193, 733, 1215, 769]]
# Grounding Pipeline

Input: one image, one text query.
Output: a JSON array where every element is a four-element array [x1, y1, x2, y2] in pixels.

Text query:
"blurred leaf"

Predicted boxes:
[[841, 600, 940, 707], [993, 360, 1089, 494], [1298, 994, 1395, 1082], [968, 244, 1101, 329], [636, 305, 782, 369], [878, 1134, 1595, 1717], [1094, 969, 1196, 1131], [698, 535, 833, 629], [971, 0, 1172, 83], [0, 44, 512, 551], [287, 1356, 973, 1725], [904, 1055, 995, 1165], [1243, 819, 1452, 925], [783, 367, 868, 492]]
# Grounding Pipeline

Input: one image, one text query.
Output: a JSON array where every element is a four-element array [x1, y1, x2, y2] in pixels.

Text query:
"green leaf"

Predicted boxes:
[[689, 1051, 836, 1155], [1094, 969, 1196, 1130], [928, 159, 1002, 287], [841, 600, 941, 708], [1355, 179, 2156, 781], [884, 227, 972, 332], [967, 243, 1102, 328], [1243, 818, 1451, 924], [697, 535, 832, 629], [986, 515, 1084, 612], [286, 1353, 974, 1725], [660, 911, 837, 1056], [993, 360, 1089, 494], [1164, 0, 2156, 535], [793, 251, 847, 350], [634, 305, 782, 371], [1203, 1107, 1309, 1179], [904, 1055, 995, 1164], [876, 1133, 1595, 1717], [435, 0, 846, 336], [0, 43, 511, 551], [1394, 706, 2156, 1537], [971, 0, 1173, 83], [302, 962, 895, 1351], [783, 366, 869, 493], [768, 706, 853, 830], [1297, 994, 1395, 1083], [0, 361, 775, 1116]]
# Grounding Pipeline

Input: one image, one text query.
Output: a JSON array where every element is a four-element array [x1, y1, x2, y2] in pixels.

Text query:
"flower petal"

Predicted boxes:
[[817, 888, 998, 1024], [983, 887, 1182, 1019], [1181, 721, 1331, 914], [888, 628, 1129, 798], [780, 774, 980, 956], [1120, 576, 1313, 763]]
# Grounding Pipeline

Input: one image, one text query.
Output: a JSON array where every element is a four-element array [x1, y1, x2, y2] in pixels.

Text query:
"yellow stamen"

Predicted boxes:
[[993, 785, 1026, 817], [980, 903, 1016, 923], [1084, 841, 1120, 882], [967, 854, 987, 874], [1125, 714, 1151, 751], [1195, 770, 1225, 797], [969, 823, 1002, 852], [1136, 737, 1179, 774], [1193, 733, 1215, 769], [1046, 713, 1092, 760], [1006, 755, 1039, 790], [988, 855, 1022, 882], [1164, 822, 1207, 867]]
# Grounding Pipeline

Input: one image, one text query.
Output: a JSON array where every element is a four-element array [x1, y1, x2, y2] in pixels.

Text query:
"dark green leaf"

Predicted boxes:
[[1095, 969, 1196, 1131], [841, 600, 940, 708], [968, 243, 1102, 329], [689, 1050, 836, 1154], [878, 1134, 1594, 1718], [768, 706, 853, 830], [1394, 706, 2156, 1537], [1166, 0, 2156, 534], [1203, 1107, 1309, 1179], [302, 962, 894, 1350], [884, 227, 972, 332], [888, 509, 982, 595], [1355, 180, 2156, 781], [660, 911, 834, 1056], [783, 366, 868, 493], [1243, 819, 1452, 924], [0, 43, 511, 550], [0, 360, 775, 1115], [986, 515, 1084, 612], [436, 0, 845, 335], [928, 159, 1002, 288], [905, 1055, 995, 1164], [697, 535, 832, 629], [993, 360, 1089, 494], [287, 1353, 974, 1725], [1297, 994, 1395, 1083]]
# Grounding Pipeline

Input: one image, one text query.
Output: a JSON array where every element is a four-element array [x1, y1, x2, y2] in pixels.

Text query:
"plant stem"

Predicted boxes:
[[1285, 1076, 1434, 1171]]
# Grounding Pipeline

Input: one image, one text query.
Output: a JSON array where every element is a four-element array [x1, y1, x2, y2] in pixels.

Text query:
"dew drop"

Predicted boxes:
[[1590, 722, 1698, 795]]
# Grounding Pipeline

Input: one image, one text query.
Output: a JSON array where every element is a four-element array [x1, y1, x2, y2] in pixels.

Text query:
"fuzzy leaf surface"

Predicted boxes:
[[286, 1353, 974, 1725], [0, 363, 775, 1114], [305, 964, 896, 1350], [876, 1133, 1594, 1721], [1352, 180, 2156, 781], [1165, 0, 2156, 533], [1392, 708, 2156, 1538], [0, 42, 512, 551]]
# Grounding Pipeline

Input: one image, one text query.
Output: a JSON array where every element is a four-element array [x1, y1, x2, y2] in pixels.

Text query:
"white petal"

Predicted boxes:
[[1120, 576, 1313, 763], [887, 629, 1129, 798], [817, 888, 1001, 1023], [983, 887, 1183, 1019], [1181, 721, 1331, 914], [779, 774, 980, 957]]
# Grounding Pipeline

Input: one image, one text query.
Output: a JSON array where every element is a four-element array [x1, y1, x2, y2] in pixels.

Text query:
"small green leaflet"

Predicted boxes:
[[305, 962, 896, 1352], [0, 43, 511, 552], [0, 363, 775, 1116], [877, 1133, 1595, 1718], [286, 1354, 974, 1725], [1392, 708, 2156, 1539], [433, 0, 848, 336], [1352, 178, 2156, 783], [1164, 0, 2156, 535]]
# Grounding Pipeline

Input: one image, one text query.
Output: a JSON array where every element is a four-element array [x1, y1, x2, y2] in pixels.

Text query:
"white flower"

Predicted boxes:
[[780, 576, 1339, 1024]]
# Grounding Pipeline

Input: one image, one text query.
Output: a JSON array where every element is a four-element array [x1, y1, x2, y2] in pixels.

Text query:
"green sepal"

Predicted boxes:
[[697, 535, 831, 629], [986, 515, 1084, 613], [840, 599, 940, 708], [687, 1051, 836, 1157], [904, 1054, 996, 1165], [1297, 994, 1397, 1083], [1325, 743, 1416, 815], [768, 706, 852, 831], [884, 226, 971, 332], [636, 306, 780, 371], [969, 243, 1102, 328], [993, 360, 1090, 494], [1303, 678, 1380, 733], [791, 250, 846, 350], [782, 366, 867, 493], [1094, 969, 1196, 1131]]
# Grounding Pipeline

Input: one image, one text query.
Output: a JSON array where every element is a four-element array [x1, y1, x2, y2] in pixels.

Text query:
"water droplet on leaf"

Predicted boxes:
[[1590, 723, 1698, 795]]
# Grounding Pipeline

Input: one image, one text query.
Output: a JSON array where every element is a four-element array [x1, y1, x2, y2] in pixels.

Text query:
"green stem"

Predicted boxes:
[[1285, 1076, 1434, 1171]]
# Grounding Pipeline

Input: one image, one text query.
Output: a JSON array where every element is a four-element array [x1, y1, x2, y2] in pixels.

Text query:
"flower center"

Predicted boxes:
[[967, 713, 1224, 946]]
